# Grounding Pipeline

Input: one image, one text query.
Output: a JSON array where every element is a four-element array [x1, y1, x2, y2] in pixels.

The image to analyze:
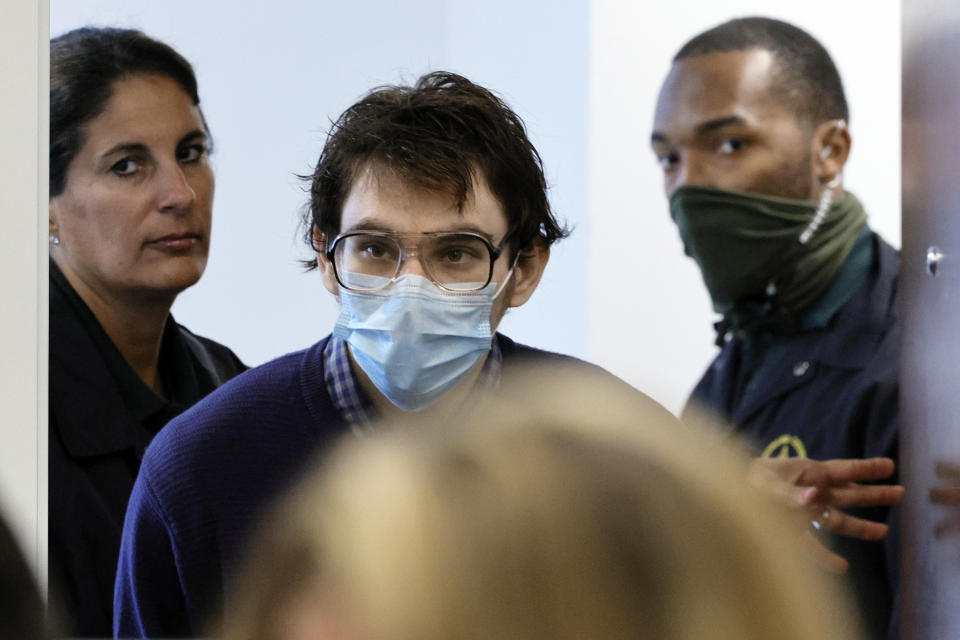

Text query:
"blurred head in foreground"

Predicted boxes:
[[0, 507, 48, 640], [224, 365, 862, 640]]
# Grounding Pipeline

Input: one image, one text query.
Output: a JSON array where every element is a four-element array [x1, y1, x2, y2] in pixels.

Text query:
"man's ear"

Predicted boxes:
[[813, 119, 851, 184], [507, 242, 550, 308], [314, 227, 340, 296]]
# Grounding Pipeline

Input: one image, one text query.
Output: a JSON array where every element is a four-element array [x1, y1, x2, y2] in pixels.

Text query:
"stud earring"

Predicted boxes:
[[49, 235, 60, 245]]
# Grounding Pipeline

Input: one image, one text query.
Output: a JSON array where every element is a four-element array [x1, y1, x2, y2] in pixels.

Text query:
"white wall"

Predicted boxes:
[[0, 0, 47, 589], [50, 0, 591, 367], [588, 0, 901, 413]]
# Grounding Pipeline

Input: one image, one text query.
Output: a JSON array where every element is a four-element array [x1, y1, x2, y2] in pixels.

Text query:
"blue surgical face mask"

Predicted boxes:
[[333, 272, 512, 411]]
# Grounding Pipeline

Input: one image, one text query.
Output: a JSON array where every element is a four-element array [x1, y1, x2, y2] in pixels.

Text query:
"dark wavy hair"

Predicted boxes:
[[302, 71, 569, 268], [674, 17, 849, 127], [50, 26, 205, 197]]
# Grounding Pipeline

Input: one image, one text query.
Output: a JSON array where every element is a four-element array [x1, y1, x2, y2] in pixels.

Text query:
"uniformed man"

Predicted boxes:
[[650, 17, 901, 639]]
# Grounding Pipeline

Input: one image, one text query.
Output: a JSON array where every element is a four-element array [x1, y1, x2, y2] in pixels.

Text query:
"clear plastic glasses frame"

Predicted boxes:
[[325, 229, 512, 293]]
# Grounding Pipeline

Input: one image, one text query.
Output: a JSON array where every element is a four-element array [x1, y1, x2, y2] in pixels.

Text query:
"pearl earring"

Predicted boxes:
[[50, 235, 60, 245]]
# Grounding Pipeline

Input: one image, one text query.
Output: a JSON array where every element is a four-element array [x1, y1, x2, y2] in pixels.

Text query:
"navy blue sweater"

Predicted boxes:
[[113, 334, 592, 637]]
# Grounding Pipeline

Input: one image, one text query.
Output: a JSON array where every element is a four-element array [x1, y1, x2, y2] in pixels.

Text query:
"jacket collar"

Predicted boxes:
[[49, 273, 140, 457], [48, 264, 188, 458], [809, 234, 898, 369], [730, 234, 898, 423]]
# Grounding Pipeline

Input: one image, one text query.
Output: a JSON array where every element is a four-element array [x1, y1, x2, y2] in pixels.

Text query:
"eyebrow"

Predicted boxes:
[[179, 129, 209, 146], [341, 218, 497, 242], [650, 115, 749, 144], [99, 130, 208, 159], [695, 115, 748, 133], [100, 142, 149, 158]]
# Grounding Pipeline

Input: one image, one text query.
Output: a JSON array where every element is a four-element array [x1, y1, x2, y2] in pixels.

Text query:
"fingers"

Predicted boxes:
[[798, 508, 885, 576], [749, 457, 815, 486], [747, 459, 817, 507], [801, 530, 849, 574], [816, 508, 889, 541], [802, 457, 896, 485], [934, 460, 960, 479], [748, 456, 895, 570], [930, 486, 960, 506], [934, 514, 960, 539], [747, 457, 788, 489], [827, 483, 905, 509], [751, 457, 897, 488], [747, 461, 819, 508], [748, 457, 899, 540], [931, 459, 960, 506]]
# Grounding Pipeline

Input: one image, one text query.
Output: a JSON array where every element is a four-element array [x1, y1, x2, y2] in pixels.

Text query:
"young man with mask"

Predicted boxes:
[[650, 17, 901, 639], [114, 71, 663, 638]]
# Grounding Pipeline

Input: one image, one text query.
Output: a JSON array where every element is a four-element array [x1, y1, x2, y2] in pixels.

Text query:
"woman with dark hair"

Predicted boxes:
[[48, 26, 246, 636]]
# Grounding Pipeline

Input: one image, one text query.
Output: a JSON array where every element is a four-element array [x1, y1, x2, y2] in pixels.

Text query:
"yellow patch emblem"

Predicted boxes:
[[761, 435, 808, 459]]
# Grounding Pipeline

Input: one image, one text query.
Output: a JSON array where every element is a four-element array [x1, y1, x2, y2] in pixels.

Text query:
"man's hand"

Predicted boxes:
[[931, 460, 960, 538], [747, 457, 905, 573]]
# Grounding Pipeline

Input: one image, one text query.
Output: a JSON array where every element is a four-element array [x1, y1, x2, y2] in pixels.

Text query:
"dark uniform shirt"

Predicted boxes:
[[684, 228, 900, 640], [48, 262, 247, 637]]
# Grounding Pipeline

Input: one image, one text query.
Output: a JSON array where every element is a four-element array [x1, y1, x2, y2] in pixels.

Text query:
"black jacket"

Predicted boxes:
[[685, 234, 900, 640], [48, 264, 247, 637]]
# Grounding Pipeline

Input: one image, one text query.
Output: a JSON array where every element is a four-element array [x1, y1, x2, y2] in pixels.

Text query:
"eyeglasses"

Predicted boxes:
[[326, 230, 512, 293]]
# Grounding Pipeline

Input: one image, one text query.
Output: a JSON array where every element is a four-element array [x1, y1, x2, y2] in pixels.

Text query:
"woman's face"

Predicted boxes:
[[49, 73, 214, 305]]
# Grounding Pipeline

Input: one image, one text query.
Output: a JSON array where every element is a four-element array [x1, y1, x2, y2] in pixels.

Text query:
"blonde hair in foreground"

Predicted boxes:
[[224, 363, 863, 640]]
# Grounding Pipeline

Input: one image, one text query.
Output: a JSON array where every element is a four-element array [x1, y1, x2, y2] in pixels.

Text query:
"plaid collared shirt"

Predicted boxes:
[[323, 335, 503, 429]]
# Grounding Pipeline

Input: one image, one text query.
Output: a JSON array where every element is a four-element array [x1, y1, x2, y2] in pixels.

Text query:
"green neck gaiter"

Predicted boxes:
[[669, 185, 867, 333]]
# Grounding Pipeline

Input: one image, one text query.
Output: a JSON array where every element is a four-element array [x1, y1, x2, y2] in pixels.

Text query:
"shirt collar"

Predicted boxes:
[[53, 262, 203, 419], [323, 335, 503, 429], [799, 224, 874, 330], [323, 336, 375, 426]]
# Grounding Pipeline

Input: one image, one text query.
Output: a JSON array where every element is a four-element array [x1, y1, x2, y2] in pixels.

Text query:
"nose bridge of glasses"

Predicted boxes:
[[398, 234, 490, 288], [396, 238, 430, 277]]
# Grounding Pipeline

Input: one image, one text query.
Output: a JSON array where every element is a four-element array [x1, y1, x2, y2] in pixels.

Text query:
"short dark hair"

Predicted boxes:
[[302, 71, 569, 268], [673, 17, 849, 126], [50, 27, 205, 197]]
